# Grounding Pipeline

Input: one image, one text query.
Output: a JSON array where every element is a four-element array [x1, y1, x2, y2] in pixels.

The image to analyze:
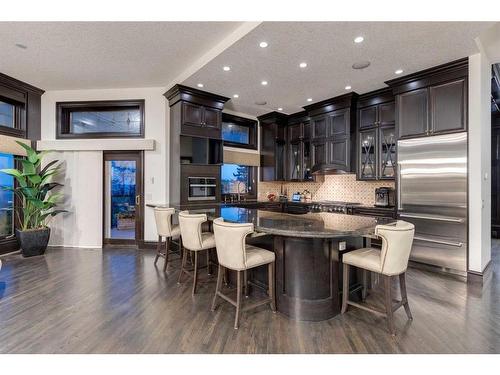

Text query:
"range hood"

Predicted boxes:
[[311, 163, 353, 175]]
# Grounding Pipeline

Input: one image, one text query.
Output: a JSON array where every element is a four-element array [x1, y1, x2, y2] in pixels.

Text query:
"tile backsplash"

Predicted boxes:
[[258, 175, 394, 206]]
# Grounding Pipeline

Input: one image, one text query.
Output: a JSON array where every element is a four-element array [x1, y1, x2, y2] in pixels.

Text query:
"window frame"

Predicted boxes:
[[0, 95, 26, 139], [221, 164, 257, 200], [221, 113, 257, 150], [0, 155, 22, 254], [56, 99, 145, 139]]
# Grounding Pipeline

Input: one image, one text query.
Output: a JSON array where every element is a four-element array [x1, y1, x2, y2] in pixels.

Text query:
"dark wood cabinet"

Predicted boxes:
[[165, 84, 229, 204], [312, 140, 327, 167], [285, 112, 312, 181], [258, 111, 288, 182], [397, 88, 428, 138], [359, 105, 378, 129], [358, 128, 377, 179], [288, 122, 302, 142], [288, 141, 302, 180], [386, 57, 468, 140], [312, 115, 327, 139], [356, 88, 396, 181], [430, 78, 466, 134], [328, 137, 349, 168], [329, 109, 350, 137]]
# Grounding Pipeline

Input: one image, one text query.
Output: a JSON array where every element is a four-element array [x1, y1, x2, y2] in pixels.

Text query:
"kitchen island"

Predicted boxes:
[[147, 203, 395, 321]]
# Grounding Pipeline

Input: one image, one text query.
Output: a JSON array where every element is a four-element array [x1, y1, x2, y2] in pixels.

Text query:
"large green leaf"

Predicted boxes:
[[0, 168, 27, 187], [15, 141, 38, 164], [40, 160, 58, 176], [28, 175, 42, 185], [21, 160, 36, 176]]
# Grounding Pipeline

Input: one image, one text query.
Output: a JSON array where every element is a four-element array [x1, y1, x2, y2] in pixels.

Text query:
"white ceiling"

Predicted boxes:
[[0, 22, 242, 90], [183, 22, 495, 116]]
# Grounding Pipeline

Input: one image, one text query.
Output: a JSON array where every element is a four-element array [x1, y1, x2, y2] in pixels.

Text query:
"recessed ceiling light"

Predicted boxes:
[[255, 101, 267, 106], [233, 94, 239, 98], [354, 36, 364, 43], [197, 83, 204, 88], [15, 43, 27, 49], [345, 85, 352, 90], [307, 98, 313, 102], [261, 81, 268, 86], [278, 107, 283, 111], [223, 66, 231, 71], [299, 62, 307, 68], [395, 69, 404, 75], [259, 41, 268, 48]]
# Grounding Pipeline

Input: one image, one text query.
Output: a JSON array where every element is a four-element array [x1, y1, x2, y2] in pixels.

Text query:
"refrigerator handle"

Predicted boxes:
[[397, 163, 402, 211]]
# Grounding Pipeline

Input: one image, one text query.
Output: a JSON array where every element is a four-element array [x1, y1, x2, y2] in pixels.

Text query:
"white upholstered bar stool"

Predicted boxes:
[[153, 207, 182, 272], [177, 210, 216, 295], [211, 218, 276, 330], [341, 220, 415, 335]]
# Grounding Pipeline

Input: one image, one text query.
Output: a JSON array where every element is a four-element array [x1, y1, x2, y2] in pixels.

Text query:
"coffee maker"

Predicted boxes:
[[375, 187, 395, 207]]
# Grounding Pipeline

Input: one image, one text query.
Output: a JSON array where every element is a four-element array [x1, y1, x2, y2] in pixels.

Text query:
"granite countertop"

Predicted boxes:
[[147, 203, 395, 238]]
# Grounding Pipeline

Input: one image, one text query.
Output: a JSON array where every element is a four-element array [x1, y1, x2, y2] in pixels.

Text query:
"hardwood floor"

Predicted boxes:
[[0, 242, 499, 354]]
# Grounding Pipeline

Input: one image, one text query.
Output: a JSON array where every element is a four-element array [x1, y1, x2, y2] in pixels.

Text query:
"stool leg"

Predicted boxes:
[[244, 270, 249, 297], [384, 275, 396, 335], [163, 237, 170, 272], [211, 265, 224, 311], [234, 270, 242, 329], [361, 269, 368, 301], [207, 249, 212, 275], [341, 263, 350, 314], [268, 262, 276, 312], [399, 272, 413, 320], [192, 251, 199, 295], [154, 235, 162, 265], [177, 246, 188, 284]]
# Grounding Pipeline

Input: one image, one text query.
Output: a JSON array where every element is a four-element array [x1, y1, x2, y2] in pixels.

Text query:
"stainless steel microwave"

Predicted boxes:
[[188, 177, 217, 201]]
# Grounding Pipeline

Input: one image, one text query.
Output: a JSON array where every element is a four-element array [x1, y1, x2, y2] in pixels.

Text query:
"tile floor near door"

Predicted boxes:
[[0, 242, 499, 354]]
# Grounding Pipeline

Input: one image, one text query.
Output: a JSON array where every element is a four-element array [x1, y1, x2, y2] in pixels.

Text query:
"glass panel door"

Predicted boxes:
[[379, 126, 396, 178], [104, 152, 143, 244], [359, 129, 377, 179], [288, 142, 302, 180]]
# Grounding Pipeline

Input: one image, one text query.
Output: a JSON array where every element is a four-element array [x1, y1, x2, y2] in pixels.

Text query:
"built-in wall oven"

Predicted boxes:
[[188, 177, 217, 201]]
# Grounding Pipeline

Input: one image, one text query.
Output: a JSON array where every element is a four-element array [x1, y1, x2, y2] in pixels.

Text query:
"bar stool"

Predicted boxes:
[[153, 207, 182, 272], [211, 217, 276, 329], [341, 220, 415, 335], [177, 210, 216, 295]]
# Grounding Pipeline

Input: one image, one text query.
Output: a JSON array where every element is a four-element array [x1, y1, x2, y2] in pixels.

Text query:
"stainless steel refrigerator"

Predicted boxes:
[[397, 132, 467, 275]]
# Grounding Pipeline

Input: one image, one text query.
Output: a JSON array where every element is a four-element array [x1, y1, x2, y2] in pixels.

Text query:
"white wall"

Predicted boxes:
[[41, 87, 167, 247], [468, 53, 492, 273]]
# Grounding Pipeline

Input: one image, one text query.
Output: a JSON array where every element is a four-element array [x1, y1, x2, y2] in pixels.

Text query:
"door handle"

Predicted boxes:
[[414, 235, 463, 247], [135, 195, 140, 206], [399, 213, 465, 223], [397, 163, 402, 210]]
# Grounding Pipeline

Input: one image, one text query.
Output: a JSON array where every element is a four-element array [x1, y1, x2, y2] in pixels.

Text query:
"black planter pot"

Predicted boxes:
[[16, 228, 51, 257]]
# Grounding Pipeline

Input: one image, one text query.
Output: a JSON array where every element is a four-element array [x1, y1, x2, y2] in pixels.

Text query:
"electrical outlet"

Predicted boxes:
[[339, 241, 346, 251]]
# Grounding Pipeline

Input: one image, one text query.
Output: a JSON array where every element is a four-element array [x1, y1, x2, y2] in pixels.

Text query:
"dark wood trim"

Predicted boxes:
[[0, 237, 19, 255], [302, 92, 359, 116], [221, 113, 258, 150], [257, 111, 289, 124], [164, 84, 229, 109], [385, 57, 468, 94], [56, 99, 145, 139], [357, 87, 394, 108], [0, 72, 44, 96], [102, 151, 144, 246]]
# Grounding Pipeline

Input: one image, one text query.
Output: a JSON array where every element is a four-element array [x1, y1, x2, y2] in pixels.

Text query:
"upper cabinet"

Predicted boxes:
[[165, 84, 229, 139], [386, 58, 468, 140], [286, 112, 312, 181], [258, 111, 288, 182], [356, 88, 396, 181], [304, 93, 358, 174]]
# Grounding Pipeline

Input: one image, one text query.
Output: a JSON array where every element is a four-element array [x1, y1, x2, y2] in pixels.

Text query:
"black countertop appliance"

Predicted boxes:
[[375, 187, 395, 207]]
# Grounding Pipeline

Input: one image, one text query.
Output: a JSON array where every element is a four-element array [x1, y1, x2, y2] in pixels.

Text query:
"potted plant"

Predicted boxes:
[[0, 142, 66, 257]]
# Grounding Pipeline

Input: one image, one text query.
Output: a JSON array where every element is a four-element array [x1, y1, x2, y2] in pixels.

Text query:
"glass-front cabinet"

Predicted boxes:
[[359, 129, 377, 179], [288, 141, 302, 180], [356, 89, 396, 181], [379, 126, 396, 179]]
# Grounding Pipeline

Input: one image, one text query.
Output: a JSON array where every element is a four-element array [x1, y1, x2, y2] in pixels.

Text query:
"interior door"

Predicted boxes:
[[103, 151, 143, 245]]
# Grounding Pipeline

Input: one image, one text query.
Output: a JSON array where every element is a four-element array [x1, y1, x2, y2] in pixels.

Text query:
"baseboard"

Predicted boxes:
[[467, 260, 493, 286], [137, 240, 181, 251], [408, 260, 467, 281]]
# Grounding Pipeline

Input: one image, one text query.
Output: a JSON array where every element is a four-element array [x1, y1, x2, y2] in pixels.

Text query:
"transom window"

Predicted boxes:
[[56, 100, 145, 139], [0, 101, 15, 128], [221, 113, 257, 150]]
